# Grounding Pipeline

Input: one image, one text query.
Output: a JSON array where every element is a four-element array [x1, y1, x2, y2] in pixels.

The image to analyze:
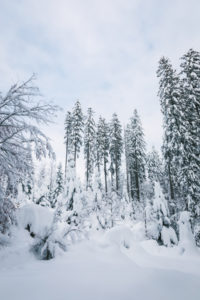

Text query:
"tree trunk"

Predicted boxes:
[[125, 156, 130, 198], [168, 162, 174, 201], [74, 144, 77, 168], [130, 172, 134, 199], [115, 160, 118, 191], [86, 147, 90, 190], [104, 157, 107, 193], [135, 159, 140, 201], [64, 138, 68, 179]]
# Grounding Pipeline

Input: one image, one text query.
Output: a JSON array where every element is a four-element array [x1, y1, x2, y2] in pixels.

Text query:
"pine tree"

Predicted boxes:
[[147, 147, 163, 186], [145, 182, 178, 247], [125, 110, 146, 201], [47, 161, 56, 208], [53, 163, 64, 207], [157, 57, 183, 203], [64, 111, 72, 178], [179, 49, 200, 213], [34, 165, 47, 205], [96, 117, 110, 193], [109, 113, 123, 192], [21, 144, 34, 200], [71, 101, 84, 167], [65, 154, 77, 211], [146, 147, 167, 203], [124, 125, 131, 199], [96, 117, 103, 174], [84, 108, 96, 189]]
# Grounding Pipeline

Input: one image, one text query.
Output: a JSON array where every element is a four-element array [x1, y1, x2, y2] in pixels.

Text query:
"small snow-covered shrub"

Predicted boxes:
[[17, 202, 54, 237], [22, 200, 85, 260], [31, 224, 67, 260], [105, 225, 134, 249], [161, 226, 178, 247], [17, 202, 67, 259], [145, 182, 178, 247], [178, 211, 198, 255]]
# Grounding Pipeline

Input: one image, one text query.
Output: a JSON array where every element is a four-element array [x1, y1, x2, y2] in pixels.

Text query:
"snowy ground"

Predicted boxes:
[[0, 224, 200, 300]]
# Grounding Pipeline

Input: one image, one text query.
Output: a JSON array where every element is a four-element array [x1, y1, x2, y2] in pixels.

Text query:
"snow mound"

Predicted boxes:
[[104, 225, 134, 249], [161, 226, 178, 247], [131, 222, 146, 241], [17, 202, 54, 237], [178, 211, 199, 256]]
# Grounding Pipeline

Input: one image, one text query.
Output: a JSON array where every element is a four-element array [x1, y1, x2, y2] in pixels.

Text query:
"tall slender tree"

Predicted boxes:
[[64, 111, 72, 178], [53, 163, 64, 207], [147, 147, 163, 185], [71, 101, 84, 167], [109, 113, 123, 192], [179, 49, 200, 212], [157, 57, 183, 203], [84, 108, 96, 189], [146, 147, 164, 199], [125, 110, 146, 201], [96, 117, 110, 193], [124, 125, 131, 199]]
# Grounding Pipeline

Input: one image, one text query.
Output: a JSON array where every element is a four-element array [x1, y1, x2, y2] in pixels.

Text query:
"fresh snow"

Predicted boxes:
[[17, 202, 54, 237], [0, 223, 200, 300]]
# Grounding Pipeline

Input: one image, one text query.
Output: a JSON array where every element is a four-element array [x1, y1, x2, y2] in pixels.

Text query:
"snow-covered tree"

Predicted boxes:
[[46, 161, 57, 208], [157, 57, 183, 204], [96, 117, 110, 193], [147, 147, 162, 184], [84, 108, 96, 189], [146, 147, 164, 200], [64, 154, 77, 211], [20, 144, 34, 200], [109, 113, 123, 192], [0, 75, 58, 233], [33, 164, 48, 206], [71, 101, 84, 167], [145, 182, 177, 247], [0, 75, 58, 186], [0, 186, 16, 235], [125, 110, 146, 201], [179, 49, 200, 213], [53, 163, 64, 207], [64, 111, 72, 178], [178, 211, 197, 254]]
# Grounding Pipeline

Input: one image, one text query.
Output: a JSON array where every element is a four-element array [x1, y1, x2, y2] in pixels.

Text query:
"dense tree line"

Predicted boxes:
[[0, 49, 199, 259], [157, 49, 200, 216]]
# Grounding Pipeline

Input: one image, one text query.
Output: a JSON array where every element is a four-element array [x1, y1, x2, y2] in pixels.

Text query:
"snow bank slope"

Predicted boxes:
[[0, 224, 200, 300]]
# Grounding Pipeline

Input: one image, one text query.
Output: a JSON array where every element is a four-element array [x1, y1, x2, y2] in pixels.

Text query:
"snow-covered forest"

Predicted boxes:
[[0, 48, 200, 299]]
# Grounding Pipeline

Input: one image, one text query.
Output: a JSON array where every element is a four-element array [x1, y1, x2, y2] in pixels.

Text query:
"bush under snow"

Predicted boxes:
[[178, 211, 198, 255], [145, 182, 178, 247]]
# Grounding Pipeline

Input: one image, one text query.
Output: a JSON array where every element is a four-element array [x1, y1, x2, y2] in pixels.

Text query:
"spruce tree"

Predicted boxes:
[[71, 101, 84, 167], [125, 110, 146, 201], [157, 57, 183, 203], [84, 108, 96, 189], [147, 147, 163, 186], [53, 163, 64, 207], [65, 154, 76, 211], [47, 161, 56, 208], [124, 125, 131, 199], [146, 147, 163, 200], [96, 117, 110, 193], [109, 113, 123, 192], [64, 111, 72, 178], [179, 49, 200, 212]]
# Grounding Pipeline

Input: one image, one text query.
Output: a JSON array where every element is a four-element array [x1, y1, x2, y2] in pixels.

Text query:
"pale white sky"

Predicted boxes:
[[0, 0, 200, 164]]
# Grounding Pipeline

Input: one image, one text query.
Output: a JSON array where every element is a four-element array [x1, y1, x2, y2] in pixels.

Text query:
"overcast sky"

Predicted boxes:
[[1, 0, 200, 163]]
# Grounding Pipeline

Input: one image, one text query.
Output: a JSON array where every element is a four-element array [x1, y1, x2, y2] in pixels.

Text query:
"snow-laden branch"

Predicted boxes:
[[0, 75, 60, 182]]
